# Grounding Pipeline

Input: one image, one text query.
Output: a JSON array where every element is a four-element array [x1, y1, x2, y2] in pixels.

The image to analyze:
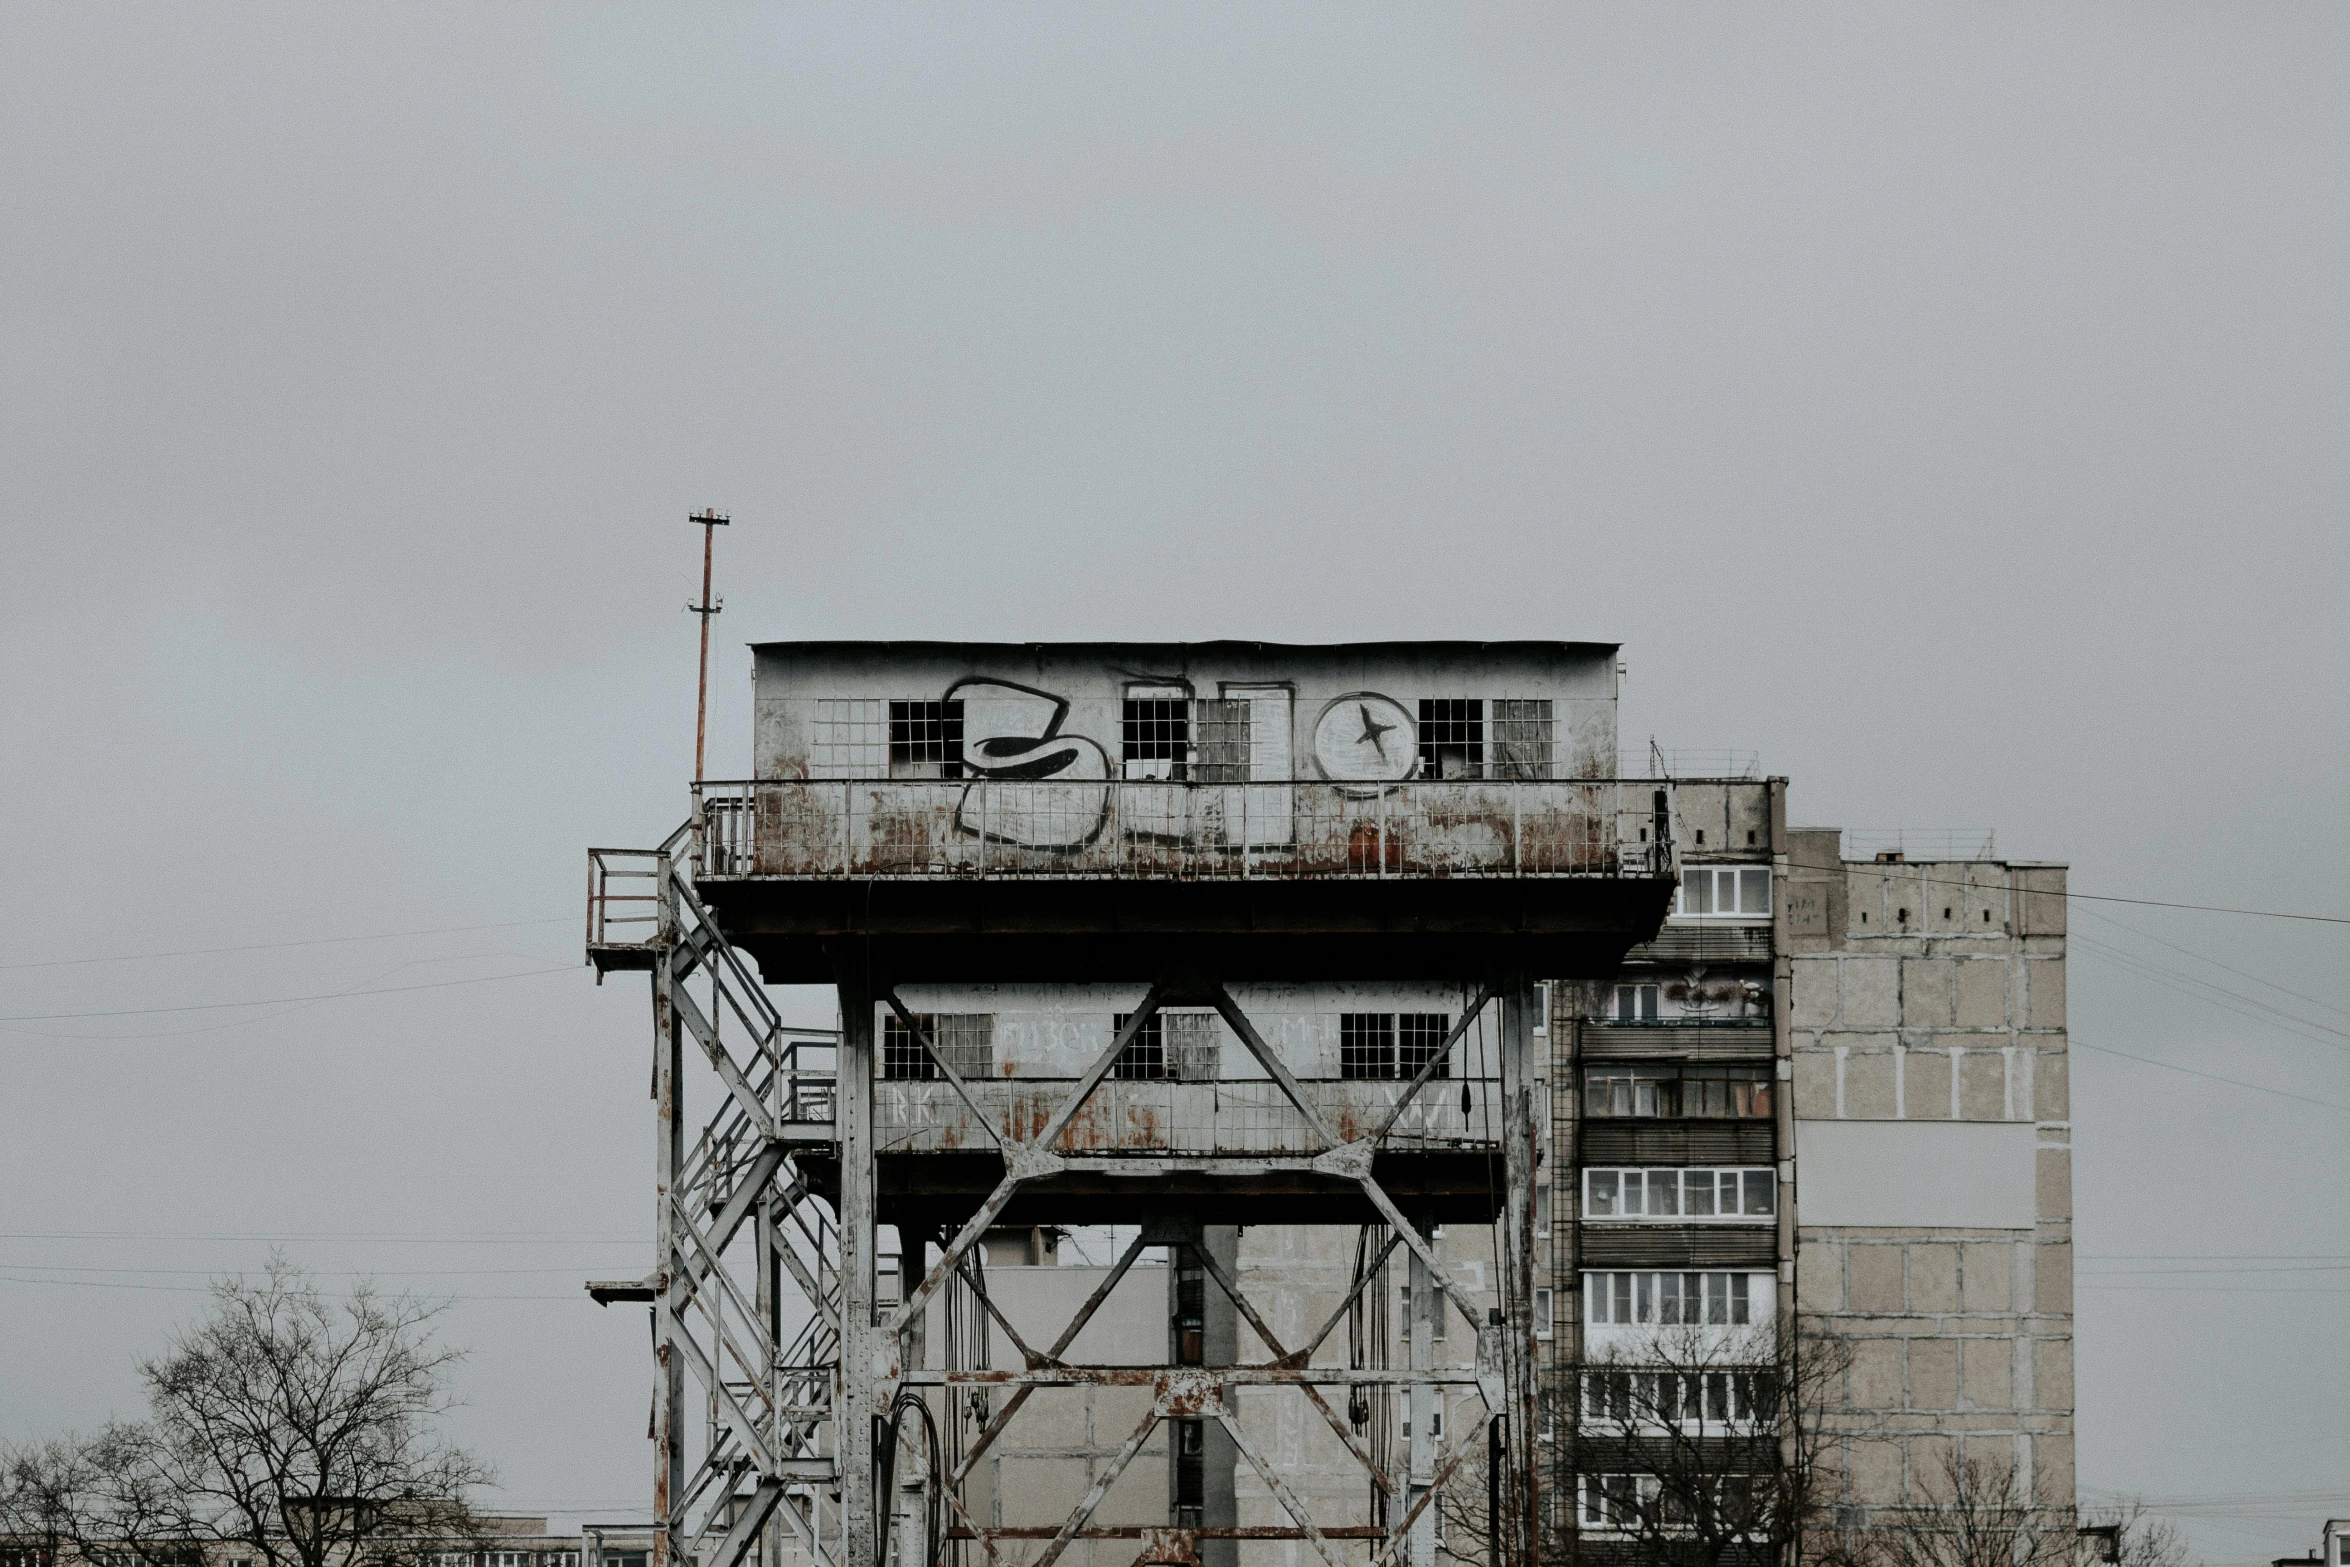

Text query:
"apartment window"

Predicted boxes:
[[1111, 1012, 1167, 1080], [882, 1013, 994, 1081], [887, 700, 963, 778], [1674, 866, 1773, 919], [1612, 984, 1660, 1023], [1166, 1010, 1222, 1082], [1582, 1168, 1775, 1221], [1491, 699, 1554, 779], [1418, 700, 1484, 779], [1534, 1286, 1555, 1339], [1535, 1183, 1552, 1237], [1579, 1473, 1654, 1531], [810, 697, 887, 777], [1582, 1064, 1772, 1120], [1173, 1415, 1206, 1525], [1580, 1370, 1777, 1427], [1122, 689, 1189, 781], [1583, 1271, 1754, 1326], [1175, 1248, 1206, 1364]]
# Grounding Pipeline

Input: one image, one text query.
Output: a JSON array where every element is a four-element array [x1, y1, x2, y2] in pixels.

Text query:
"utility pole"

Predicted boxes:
[[689, 508, 729, 782]]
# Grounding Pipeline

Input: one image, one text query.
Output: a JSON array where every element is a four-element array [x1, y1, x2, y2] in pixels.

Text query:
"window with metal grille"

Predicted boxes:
[[1122, 692, 1190, 781], [810, 697, 887, 777], [1192, 698, 1250, 783], [887, 700, 963, 778], [1166, 1010, 1221, 1081], [1396, 1013, 1452, 1079], [882, 1013, 994, 1080], [1417, 699, 1483, 779], [1340, 1013, 1396, 1079], [1491, 698, 1554, 779], [1111, 1012, 1167, 1079]]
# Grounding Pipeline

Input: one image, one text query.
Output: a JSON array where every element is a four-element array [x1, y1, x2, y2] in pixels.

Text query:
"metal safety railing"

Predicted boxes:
[[692, 776, 1679, 882], [873, 1074, 1509, 1155]]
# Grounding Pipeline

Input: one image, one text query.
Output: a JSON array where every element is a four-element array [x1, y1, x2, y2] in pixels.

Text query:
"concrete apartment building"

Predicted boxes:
[[587, 638, 2072, 1567], [1538, 784, 2073, 1557]]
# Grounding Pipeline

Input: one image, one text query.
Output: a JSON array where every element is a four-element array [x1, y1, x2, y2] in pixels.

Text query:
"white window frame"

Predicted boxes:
[[1581, 1167, 1776, 1223], [1535, 1286, 1555, 1339], [1670, 864, 1773, 921], [1581, 1271, 1762, 1326], [1578, 1368, 1775, 1432], [1609, 982, 1661, 1023]]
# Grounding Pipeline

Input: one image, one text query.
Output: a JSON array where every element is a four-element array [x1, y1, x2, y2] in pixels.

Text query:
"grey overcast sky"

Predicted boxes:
[[3, 5, 2346, 1560]]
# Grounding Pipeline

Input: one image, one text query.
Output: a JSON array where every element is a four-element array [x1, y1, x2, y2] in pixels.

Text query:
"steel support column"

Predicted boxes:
[[653, 861, 689, 1567], [1499, 976, 1540, 1567], [837, 967, 882, 1567]]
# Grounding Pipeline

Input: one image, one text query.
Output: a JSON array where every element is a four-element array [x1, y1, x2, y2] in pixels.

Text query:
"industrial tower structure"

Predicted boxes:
[[588, 642, 1682, 1567]]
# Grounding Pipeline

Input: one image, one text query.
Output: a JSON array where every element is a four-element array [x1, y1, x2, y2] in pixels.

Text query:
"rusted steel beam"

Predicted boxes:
[[952, 1250, 1044, 1369], [888, 992, 1166, 1337], [879, 989, 1004, 1149], [1363, 1422, 1486, 1567], [948, 1231, 1152, 1486], [1205, 984, 1341, 1148], [1351, 1172, 1490, 1340], [1186, 1236, 1395, 1495], [901, 1366, 1484, 1387], [1295, 1228, 1403, 1363], [1027, 1392, 1172, 1567], [1214, 1405, 1342, 1567], [953, 1529, 1391, 1541], [1370, 982, 1497, 1145]]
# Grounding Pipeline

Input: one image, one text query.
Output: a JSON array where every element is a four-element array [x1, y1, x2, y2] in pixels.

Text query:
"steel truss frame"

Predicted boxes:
[[604, 842, 1544, 1567]]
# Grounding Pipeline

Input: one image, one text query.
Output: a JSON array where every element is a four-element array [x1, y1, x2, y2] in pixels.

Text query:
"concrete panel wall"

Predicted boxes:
[[1794, 1122, 2037, 1229]]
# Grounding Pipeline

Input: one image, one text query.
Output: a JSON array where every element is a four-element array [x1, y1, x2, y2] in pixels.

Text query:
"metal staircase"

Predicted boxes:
[[589, 832, 844, 1567]]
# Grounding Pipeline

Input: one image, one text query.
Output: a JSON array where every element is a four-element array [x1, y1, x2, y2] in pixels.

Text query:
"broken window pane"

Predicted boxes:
[[1490, 698, 1553, 779], [1417, 699, 1484, 780]]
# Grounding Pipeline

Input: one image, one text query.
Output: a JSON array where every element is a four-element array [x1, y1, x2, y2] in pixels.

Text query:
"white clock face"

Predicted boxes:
[[1311, 693, 1418, 784]]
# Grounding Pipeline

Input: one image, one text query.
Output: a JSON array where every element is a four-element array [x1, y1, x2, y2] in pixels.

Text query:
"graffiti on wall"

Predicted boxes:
[[946, 677, 1114, 849], [936, 677, 1430, 851]]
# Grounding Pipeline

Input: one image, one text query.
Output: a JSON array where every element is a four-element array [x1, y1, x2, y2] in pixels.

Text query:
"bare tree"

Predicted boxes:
[[2077, 1501, 2196, 1567], [1841, 1448, 2074, 1567], [1534, 1320, 1852, 1567], [2, 1425, 186, 1567], [11, 1257, 495, 1567]]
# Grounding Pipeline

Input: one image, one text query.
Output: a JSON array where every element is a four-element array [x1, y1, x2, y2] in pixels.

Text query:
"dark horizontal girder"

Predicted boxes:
[[700, 874, 1676, 984]]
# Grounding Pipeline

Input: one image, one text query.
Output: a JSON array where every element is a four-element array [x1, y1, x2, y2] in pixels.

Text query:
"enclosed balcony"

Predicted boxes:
[[684, 775, 1680, 983]]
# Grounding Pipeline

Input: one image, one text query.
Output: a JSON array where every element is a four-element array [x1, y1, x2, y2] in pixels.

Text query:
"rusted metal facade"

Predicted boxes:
[[588, 642, 1682, 1567]]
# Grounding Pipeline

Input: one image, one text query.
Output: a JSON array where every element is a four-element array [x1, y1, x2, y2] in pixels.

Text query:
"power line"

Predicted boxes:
[[1776, 855, 2349, 926], [0, 1230, 641, 1242], [0, 917, 574, 972], [0, 964, 583, 1023], [2075, 905, 2350, 1024], [2072, 1038, 2350, 1112], [2070, 934, 2350, 1049]]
